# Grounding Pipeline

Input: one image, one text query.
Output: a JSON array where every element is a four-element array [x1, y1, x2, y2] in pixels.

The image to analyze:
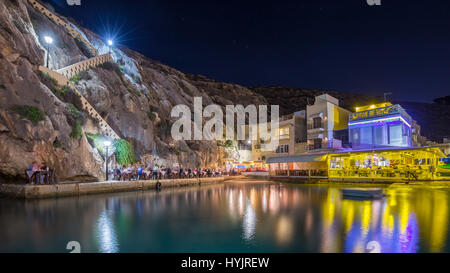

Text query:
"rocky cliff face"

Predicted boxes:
[[0, 0, 266, 183]]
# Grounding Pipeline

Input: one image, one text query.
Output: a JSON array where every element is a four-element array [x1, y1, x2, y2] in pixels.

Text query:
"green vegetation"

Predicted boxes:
[[67, 103, 80, 116], [70, 74, 82, 84], [12, 105, 45, 125], [0, 84, 6, 89], [223, 140, 234, 148], [70, 120, 82, 139], [54, 85, 69, 97], [113, 139, 137, 166], [440, 164, 450, 169], [86, 134, 137, 165], [65, 103, 83, 140]]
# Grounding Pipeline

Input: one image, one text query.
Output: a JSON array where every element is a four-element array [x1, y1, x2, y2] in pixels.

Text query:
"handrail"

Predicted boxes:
[[57, 54, 113, 78], [27, 0, 98, 56]]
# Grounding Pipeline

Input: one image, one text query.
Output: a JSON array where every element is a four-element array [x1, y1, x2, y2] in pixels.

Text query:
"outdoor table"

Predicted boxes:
[[35, 170, 49, 184]]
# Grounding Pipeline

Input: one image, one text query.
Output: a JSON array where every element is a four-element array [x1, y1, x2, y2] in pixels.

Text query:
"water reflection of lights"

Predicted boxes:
[[97, 210, 119, 253], [239, 190, 245, 215], [269, 186, 280, 214], [276, 215, 293, 246], [242, 199, 256, 242], [262, 189, 268, 213]]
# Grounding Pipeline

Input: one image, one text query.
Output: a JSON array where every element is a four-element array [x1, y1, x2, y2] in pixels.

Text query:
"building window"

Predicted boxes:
[[279, 127, 290, 140], [313, 117, 322, 129], [374, 126, 383, 145], [361, 126, 373, 145], [389, 124, 402, 146], [276, 144, 289, 154], [352, 128, 360, 145]]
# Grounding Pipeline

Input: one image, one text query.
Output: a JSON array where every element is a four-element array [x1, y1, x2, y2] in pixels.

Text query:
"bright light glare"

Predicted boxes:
[[107, 40, 113, 46], [104, 141, 112, 147], [44, 36, 53, 44]]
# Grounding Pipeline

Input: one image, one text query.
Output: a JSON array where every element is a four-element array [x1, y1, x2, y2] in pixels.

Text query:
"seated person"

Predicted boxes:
[[143, 165, 153, 179], [121, 164, 135, 181], [26, 161, 39, 184], [38, 161, 50, 185]]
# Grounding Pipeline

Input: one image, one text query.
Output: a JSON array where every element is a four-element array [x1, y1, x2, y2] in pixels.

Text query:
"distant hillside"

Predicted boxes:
[[248, 86, 383, 115], [249, 86, 449, 142], [394, 101, 450, 142]]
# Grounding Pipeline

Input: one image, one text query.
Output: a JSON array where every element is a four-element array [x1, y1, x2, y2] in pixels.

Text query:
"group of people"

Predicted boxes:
[[111, 164, 227, 181], [26, 161, 52, 185]]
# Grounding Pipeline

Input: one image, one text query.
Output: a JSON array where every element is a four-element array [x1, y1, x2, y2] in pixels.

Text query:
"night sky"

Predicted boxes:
[[49, 0, 450, 103]]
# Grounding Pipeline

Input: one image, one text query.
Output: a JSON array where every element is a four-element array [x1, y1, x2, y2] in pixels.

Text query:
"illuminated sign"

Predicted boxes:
[[351, 105, 398, 120]]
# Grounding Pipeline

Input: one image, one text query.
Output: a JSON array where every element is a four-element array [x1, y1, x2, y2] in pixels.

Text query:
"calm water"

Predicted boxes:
[[1, 180, 449, 253]]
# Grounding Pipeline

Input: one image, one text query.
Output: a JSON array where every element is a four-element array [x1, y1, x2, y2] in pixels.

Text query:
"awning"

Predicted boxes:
[[266, 154, 326, 164]]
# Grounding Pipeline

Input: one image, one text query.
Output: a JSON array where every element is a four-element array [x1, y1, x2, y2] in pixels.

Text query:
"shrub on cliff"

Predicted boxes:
[[65, 103, 84, 139], [12, 105, 45, 125], [113, 139, 137, 166], [86, 134, 136, 165]]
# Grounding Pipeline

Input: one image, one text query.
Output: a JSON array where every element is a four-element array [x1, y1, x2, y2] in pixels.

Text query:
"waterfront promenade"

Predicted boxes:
[[0, 177, 237, 199]]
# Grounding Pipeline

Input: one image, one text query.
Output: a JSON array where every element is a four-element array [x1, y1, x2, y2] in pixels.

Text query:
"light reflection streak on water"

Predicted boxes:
[[276, 215, 293, 246], [262, 189, 268, 213], [96, 210, 119, 253], [242, 199, 256, 242]]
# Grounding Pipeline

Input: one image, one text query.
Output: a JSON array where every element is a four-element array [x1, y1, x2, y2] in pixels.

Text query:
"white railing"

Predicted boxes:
[[57, 54, 113, 78]]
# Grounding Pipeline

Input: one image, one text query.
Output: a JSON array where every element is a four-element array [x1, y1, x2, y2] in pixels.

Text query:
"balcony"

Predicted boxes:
[[307, 122, 325, 134]]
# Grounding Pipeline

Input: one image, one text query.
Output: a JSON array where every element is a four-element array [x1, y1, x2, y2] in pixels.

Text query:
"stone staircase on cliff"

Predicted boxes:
[[28, 0, 98, 56], [28, 0, 120, 139], [39, 57, 120, 139]]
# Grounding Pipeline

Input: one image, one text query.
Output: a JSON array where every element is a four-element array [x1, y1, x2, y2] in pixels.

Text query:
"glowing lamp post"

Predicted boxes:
[[104, 140, 112, 181], [107, 40, 113, 54], [44, 36, 53, 68]]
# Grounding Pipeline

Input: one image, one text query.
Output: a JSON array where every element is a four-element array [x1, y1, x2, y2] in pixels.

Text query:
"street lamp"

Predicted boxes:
[[44, 36, 53, 68], [104, 140, 112, 181], [107, 40, 113, 54]]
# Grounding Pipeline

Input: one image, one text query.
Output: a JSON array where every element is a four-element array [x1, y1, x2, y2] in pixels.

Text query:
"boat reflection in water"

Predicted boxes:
[[0, 181, 449, 253]]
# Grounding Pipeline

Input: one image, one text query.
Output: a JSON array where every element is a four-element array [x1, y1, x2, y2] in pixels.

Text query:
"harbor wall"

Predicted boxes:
[[0, 177, 226, 199]]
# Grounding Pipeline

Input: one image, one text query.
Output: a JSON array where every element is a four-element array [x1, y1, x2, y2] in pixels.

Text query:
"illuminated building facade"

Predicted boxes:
[[349, 102, 413, 149], [267, 147, 450, 181], [325, 147, 450, 181], [307, 94, 351, 151]]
